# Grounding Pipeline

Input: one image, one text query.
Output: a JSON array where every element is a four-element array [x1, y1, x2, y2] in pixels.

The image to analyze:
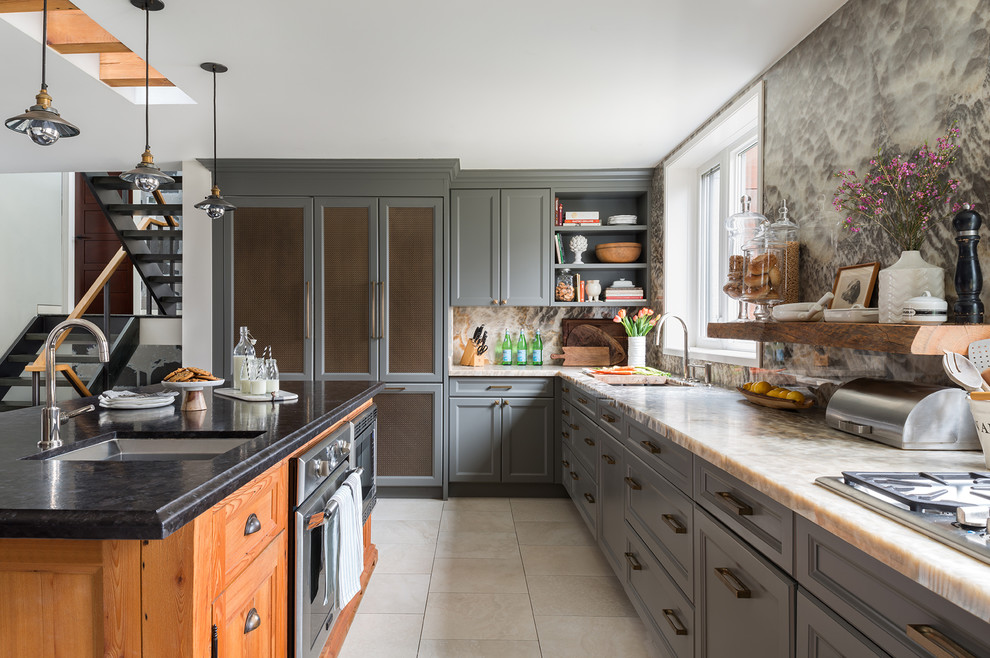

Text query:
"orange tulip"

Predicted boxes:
[[612, 315, 622, 323]]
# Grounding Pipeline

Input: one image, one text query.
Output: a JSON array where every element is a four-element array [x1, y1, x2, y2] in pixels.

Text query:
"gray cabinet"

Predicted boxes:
[[449, 396, 553, 484], [376, 383, 444, 487], [450, 188, 550, 306], [796, 590, 887, 658], [597, 432, 626, 576]]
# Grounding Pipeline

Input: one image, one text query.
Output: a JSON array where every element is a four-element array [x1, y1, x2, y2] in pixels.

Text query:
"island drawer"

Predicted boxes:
[[597, 397, 624, 439], [695, 460, 793, 571], [215, 463, 288, 587], [560, 399, 574, 450], [625, 418, 693, 495], [568, 456, 597, 535], [450, 377, 553, 398], [561, 446, 574, 495], [796, 516, 990, 658], [569, 385, 600, 420], [569, 409, 600, 481]]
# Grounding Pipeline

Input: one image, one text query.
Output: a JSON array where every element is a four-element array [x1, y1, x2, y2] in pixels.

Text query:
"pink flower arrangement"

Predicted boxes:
[[613, 308, 658, 337], [833, 126, 962, 251]]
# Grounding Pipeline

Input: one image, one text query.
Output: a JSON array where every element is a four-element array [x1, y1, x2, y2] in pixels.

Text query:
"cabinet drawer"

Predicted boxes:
[[796, 589, 888, 658], [560, 399, 574, 450], [569, 384, 599, 419], [569, 409, 600, 481], [568, 456, 597, 535], [695, 509, 794, 658], [597, 397, 624, 439], [450, 377, 553, 398], [625, 418, 693, 494], [561, 446, 575, 496], [625, 525, 695, 658], [695, 460, 793, 571], [624, 450, 694, 599], [216, 464, 288, 587], [796, 516, 990, 658]]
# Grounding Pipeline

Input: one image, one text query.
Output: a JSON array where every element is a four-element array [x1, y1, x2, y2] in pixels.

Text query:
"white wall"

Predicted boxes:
[[180, 160, 214, 367], [0, 173, 66, 352]]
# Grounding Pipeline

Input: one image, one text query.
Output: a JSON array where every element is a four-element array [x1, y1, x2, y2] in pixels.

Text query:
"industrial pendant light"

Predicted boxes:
[[120, 0, 173, 193], [5, 0, 80, 146], [194, 63, 236, 219]]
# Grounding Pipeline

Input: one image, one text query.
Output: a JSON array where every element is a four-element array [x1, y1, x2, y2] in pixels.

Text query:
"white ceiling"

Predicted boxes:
[[0, 0, 847, 174]]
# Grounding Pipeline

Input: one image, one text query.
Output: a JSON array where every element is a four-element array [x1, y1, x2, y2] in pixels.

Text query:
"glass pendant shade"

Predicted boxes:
[[121, 148, 173, 192], [195, 186, 237, 219]]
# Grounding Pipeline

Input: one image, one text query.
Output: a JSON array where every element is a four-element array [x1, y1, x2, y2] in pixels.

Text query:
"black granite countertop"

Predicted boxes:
[[0, 380, 382, 540]]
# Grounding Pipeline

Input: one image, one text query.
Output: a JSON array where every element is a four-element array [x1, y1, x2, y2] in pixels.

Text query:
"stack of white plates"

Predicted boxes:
[[98, 390, 179, 410], [607, 215, 638, 225]]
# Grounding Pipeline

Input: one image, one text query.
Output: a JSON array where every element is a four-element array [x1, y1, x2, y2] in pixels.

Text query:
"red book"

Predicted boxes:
[[579, 280, 586, 302]]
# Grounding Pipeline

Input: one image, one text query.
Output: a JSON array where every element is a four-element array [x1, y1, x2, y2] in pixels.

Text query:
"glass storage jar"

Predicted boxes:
[[555, 269, 576, 302], [741, 226, 786, 320], [766, 199, 800, 304], [723, 195, 768, 316]]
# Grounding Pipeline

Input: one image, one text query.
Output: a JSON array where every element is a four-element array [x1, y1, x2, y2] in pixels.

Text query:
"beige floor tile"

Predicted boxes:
[[514, 520, 595, 546], [536, 615, 653, 658], [359, 573, 431, 614], [371, 519, 439, 545], [527, 575, 638, 617], [443, 497, 512, 512], [429, 557, 527, 593], [520, 544, 613, 576], [421, 592, 537, 641], [373, 498, 444, 521], [418, 639, 542, 657], [435, 531, 520, 559], [510, 498, 581, 522], [374, 543, 436, 574], [440, 509, 515, 533], [337, 613, 423, 658]]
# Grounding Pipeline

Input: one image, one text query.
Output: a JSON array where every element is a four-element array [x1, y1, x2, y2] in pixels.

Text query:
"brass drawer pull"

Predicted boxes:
[[601, 413, 616, 423], [716, 491, 753, 516], [244, 513, 261, 536], [577, 396, 589, 404], [570, 471, 579, 481], [569, 423, 579, 430], [487, 385, 512, 390], [584, 492, 595, 504], [906, 624, 977, 658], [624, 477, 642, 491], [561, 385, 570, 393], [584, 437, 595, 447], [662, 609, 688, 636], [244, 608, 261, 634], [561, 460, 570, 468], [562, 431, 571, 439], [601, 454, 615, 465], [624, 552, 643, 570], [714, 567, 751, 598], [561, 409, 570, 416], [641, 440, 661, 454], [661, 513, 687, 534]]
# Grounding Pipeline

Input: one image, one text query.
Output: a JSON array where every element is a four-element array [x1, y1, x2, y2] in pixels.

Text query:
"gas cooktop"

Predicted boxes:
[[816, 471, 990, 566]]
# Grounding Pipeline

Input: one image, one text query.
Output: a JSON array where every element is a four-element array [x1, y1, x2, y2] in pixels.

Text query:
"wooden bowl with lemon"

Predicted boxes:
[[737, 381, 814, 410]]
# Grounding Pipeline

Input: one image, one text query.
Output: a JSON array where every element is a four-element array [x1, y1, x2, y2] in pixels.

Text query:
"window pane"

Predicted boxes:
[[737, 142, 759, 210], [700, 165, 721, 324]]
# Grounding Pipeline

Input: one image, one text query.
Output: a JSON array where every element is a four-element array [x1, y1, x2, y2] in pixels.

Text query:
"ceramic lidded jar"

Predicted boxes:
[[877, 251, 944, 324], [901, 290, 948, 325]]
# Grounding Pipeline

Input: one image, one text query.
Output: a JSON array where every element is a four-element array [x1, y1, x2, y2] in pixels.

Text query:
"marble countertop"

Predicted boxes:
[[0, 381, 382, 540], [452, 364, 990, 621]]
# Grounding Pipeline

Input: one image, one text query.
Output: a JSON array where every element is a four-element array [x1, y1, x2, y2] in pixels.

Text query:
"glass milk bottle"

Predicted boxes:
[[265, 358, 279, 394], [232, 326, 255, 388]]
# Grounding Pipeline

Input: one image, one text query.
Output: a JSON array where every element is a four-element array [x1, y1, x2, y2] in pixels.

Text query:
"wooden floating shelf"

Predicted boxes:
[[707, 321, 990, 356]]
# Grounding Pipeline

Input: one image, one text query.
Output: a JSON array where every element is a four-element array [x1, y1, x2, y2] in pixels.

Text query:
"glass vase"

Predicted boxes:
[[877, 251, 944, 324], [627, 336, 646, 368]]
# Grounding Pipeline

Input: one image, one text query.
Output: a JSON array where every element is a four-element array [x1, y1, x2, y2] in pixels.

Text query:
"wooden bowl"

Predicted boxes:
[[596, 242, 642, 263], [736, 386, 814, 411]]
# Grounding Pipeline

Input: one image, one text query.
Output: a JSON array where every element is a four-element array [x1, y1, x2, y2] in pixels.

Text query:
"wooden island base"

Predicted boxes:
[[321, 521, 379, 657]]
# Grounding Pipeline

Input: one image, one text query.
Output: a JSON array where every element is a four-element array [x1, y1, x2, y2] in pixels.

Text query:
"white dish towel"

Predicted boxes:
[[333, 471, 364, 608]]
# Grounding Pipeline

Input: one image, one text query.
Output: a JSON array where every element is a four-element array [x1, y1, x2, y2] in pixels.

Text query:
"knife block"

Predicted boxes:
[[459, 343, 488, 367]]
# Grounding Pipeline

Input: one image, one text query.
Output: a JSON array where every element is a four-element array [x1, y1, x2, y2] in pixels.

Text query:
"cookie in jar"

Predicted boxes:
[[555, 269, 576, 302]]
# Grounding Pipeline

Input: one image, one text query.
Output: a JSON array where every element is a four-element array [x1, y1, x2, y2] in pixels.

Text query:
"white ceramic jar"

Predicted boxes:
[[901, 290, 947, 325]]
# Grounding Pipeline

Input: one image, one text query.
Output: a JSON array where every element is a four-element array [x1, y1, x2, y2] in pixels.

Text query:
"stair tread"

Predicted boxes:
[[106, 204, 183, 216], [89, 176, 182, 190], [9, 354, 104, 363], [133, 254, 183, 261], [146, 275, 182, 283], [0, 378, 74, 387], [120, 230, 182, 239], [24, 333, 118, 342]]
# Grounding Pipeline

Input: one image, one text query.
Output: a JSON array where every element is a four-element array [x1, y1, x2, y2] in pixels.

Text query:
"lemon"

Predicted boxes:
[[751, 381, 772, 395], [786, 391, 805, 404], [742, 382, 753, 391], [766, 387, 782, 397]]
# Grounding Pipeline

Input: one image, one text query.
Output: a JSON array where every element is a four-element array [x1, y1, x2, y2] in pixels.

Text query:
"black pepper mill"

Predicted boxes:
[[952, 204, 984, 323]]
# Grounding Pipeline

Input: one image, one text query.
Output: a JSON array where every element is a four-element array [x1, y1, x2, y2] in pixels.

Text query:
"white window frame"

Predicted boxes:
[[663, 82, 763, 367]]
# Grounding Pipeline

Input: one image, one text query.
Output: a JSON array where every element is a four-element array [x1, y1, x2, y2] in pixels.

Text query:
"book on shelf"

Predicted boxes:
[[575, 273, 583, 302], [605, 295, 645, 301], [555, 197, 562, 226], [564, 211, 600, 220], [579, 279, 586, 302], [555, 234, 565, 263], [563, 219, 602, 226]]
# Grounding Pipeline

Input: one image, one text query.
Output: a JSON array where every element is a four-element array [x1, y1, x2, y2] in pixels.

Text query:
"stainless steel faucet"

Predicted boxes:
[[39, 318, 110, 450], [654, 313, 690, 379]]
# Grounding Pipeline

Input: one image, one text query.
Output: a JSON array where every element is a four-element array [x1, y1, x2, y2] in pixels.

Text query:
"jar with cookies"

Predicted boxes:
[[555, 269, 576, 302], [741, 226, 786, 320], [723, 195, 767, 319]]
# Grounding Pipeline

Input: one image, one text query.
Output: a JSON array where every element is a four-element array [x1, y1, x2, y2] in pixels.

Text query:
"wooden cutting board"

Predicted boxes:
[[563, 320, 627, 366], [549, 346, 610, 366]]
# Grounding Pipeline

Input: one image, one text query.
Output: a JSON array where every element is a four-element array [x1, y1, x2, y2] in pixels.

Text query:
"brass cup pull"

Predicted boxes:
[[601, 414, 617, 423], [716, 491, 753, 516], [714, 567, 751, 598], [906, 624, 977, 658], [561, 386, 570, 393], [570, 471, 579, 481], [641, 440, 661, 454], [244, 513, 261, 536], [577, 397, 589, 404], [661, 513, 687, 534], [561, 409, 570, 416], [569, 423, 579, 430], [601, 454, 616, 465], [244, 608, 261, 634], [561, 460, 570, 467], [584, 437, 595, 447], [584, 492, 595, 504], [662, 609, 688, 636], [562, 431, 571, 439], [624, 552, 643, 571], [624, 477, 642, 491]]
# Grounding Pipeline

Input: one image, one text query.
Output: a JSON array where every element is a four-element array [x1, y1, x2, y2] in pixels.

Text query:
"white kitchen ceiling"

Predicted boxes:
[[0, 0, 847, 174]]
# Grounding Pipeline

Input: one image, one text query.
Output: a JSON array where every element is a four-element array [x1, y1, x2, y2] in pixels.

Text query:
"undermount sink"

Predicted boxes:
[[26, 431, 265, 462]]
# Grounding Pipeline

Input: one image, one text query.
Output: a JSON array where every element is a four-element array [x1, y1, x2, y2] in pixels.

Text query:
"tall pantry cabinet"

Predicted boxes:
[[215, 160, 456, 489]]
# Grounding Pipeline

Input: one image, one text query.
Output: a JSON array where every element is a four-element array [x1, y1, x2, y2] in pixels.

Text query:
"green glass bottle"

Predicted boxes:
[[531, 329, 543, 366], [501, 330, 513, 366], [516, 330, 528, 366]]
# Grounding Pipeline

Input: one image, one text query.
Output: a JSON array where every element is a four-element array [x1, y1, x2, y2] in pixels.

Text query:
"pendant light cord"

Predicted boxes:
[[212, 67, 218, 188], [144, 3, 150, 152], [40, 0, 48, 90]]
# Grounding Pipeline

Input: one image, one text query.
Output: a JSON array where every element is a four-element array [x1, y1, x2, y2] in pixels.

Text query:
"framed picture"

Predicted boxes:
[[831, 262, 880, 309]]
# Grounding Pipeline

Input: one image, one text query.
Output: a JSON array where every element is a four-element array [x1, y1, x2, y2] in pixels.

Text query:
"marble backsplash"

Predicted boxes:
[[649, 0, 990, 392]]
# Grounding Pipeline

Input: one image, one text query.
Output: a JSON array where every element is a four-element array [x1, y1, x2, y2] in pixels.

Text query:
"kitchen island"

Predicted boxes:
[[0, 380, 381, 657]]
